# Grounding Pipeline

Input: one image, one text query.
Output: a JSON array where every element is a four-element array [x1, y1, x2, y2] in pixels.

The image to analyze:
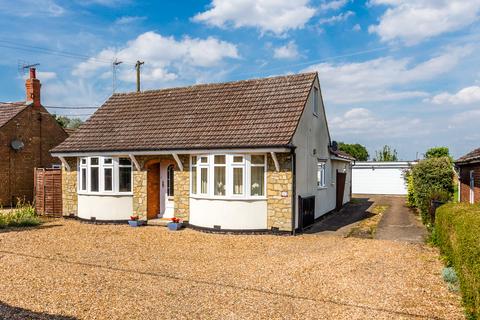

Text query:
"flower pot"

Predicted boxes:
[[167, 222, 183, 231], [128, 220, 141, 227]]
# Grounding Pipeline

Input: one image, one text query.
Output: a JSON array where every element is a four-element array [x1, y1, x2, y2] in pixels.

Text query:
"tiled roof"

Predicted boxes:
[[456, 148, 480, 165], [52, 72, 317, 153], [0, 102, 28, 128], [330, 149, 356, 161]]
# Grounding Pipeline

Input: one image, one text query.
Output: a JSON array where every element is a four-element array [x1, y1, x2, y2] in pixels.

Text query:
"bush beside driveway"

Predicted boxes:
[[0, 220, 463, 319]]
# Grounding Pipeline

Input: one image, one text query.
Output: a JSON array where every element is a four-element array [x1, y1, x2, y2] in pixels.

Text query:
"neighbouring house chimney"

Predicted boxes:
[[25, 67, 41, 107]]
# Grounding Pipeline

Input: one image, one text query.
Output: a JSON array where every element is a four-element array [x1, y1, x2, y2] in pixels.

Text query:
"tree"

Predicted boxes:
[[54, 115, 83, 129], [338, 142, 369, 161], [425, 147, 450, 159], [374, 145, 398, 161]]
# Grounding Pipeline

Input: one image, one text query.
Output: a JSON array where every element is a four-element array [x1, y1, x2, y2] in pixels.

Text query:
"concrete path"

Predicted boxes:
[[373, 196, 427, 243]]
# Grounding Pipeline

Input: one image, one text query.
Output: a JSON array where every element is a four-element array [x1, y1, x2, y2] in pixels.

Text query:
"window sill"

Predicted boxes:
[[317, 186, 327, 190], [78, 192, 133, 196], [190, 195, 267, 201]]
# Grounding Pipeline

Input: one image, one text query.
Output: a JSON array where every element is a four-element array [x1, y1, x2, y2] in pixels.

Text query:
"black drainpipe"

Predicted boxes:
[[290, 147, 296, 236]]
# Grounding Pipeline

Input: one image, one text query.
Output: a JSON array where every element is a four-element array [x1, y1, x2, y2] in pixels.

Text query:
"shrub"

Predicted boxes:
[[0, 204, 40, 228], [409, 157, 454, 224], [435, 203, 480, 318]]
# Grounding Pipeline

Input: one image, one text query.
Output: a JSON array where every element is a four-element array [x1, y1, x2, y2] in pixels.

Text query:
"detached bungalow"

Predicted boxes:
[[51, 72, 353, 233], [456, 148, 480, 204]]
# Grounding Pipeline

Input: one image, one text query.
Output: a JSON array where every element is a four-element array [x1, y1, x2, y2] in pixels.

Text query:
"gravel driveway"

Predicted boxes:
[[0, 220, 462, 319]]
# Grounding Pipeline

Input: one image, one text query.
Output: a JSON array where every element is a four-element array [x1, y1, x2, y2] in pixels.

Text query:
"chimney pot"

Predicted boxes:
[[30, 67, 36, 79]]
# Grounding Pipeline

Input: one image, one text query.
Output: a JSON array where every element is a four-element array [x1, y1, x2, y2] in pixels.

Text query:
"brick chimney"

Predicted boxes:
[[25, 68, 41, 107]]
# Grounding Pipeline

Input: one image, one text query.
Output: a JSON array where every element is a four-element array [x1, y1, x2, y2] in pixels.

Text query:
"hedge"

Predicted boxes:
[[409, 157, 454, 224], [435, 203, 480, 319]]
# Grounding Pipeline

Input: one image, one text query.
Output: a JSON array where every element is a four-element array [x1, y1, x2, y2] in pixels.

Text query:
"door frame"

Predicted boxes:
[[470, 170, 475, 204]]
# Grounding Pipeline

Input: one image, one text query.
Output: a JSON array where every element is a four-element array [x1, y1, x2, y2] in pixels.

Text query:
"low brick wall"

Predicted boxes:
[[267, 153, 293, 231]]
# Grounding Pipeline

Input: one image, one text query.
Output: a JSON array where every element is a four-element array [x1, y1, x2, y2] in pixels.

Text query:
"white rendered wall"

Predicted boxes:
[[78, 195, 133, 220], [291, 77, 353, 225], [189, 198, 267, 230]]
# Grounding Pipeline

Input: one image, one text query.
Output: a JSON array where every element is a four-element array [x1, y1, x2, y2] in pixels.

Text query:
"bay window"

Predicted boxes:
[[190, 154, 266, 198], [78, 157, 132, 194]]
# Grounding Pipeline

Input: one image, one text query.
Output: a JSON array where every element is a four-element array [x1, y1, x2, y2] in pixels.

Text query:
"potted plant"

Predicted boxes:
[[128, 215, 143, 227], [167, 217, 183, 231]]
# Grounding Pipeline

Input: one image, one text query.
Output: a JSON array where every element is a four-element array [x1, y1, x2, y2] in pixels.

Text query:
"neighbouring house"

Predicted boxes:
[[51, 72, 353, 233], [352, 161, 416, 195], [0, 68, 68, 206], [455, 148, 480, 204]]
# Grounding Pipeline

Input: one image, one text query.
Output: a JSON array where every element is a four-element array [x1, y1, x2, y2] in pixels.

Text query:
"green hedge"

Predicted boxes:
[[435, 203, 480, 319], [409, 157, 454, 224]]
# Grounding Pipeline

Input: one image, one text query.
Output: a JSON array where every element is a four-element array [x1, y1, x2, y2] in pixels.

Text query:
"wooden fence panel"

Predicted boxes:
[[34, 168, 62, 216]]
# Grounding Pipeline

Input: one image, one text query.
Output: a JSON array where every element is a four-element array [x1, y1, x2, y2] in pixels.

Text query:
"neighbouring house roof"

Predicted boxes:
[[52, 72, 317, 154], [0, 102, 28, 129], [330, 149, 356, 161], [456, 148, 480, 165]]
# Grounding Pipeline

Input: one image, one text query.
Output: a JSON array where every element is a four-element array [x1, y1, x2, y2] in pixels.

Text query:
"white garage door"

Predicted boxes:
[[352, 162, 414, 195]]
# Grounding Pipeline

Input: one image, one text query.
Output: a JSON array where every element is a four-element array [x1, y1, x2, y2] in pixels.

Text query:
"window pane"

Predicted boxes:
[[200, 168, 208, 194], [90, 167, 99, 192], [119, 167, 132, 192], [104, 158, 113, 164], [81, 168, 87, 191], [233, 156, 243, 163], [90, 157, 99, 166], [214, 166, 226, 196], [214, 155, 225, 164], [81, 158, 87, 165], [251, 166, 264, 196], [167, 165, 174, 197], [251, 155, 264, 165], [233, 167, 243, 195], [191, 156, 197, 165], [200, 156, 208, 164], [104, 168, 113, 191], [119, 158, 131, 166], [191, 166, 197, 194]]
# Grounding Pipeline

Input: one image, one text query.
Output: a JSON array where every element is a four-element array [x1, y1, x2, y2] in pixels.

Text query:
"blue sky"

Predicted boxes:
[[1, 0, 480, 160]]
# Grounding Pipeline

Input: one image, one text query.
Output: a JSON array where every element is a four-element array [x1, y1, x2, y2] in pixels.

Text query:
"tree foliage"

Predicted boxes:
[[338, 142, 369, 161], [54, 115, 83, 129], [374, 145, 398, 161], [425, 146, 452, 160]]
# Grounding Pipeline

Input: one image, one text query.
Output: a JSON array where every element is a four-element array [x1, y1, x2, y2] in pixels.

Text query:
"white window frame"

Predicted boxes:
[[317, 160, 326, 189], [77, 156, 133, 195], [190, 154, 267, 200]]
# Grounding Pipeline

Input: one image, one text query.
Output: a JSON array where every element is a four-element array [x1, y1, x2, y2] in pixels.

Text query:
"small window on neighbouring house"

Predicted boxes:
[[317, 161, 326, 188], [313, 87, 319, 115]]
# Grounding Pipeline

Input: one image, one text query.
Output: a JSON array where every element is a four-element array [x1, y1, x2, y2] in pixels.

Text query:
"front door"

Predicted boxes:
[[147, 163, 160, 219], [470, 170, 475, 204], [159, 162, 175, 219]]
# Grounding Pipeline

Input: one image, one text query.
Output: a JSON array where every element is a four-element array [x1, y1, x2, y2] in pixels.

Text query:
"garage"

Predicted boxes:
[[352, 161, 415, 195]]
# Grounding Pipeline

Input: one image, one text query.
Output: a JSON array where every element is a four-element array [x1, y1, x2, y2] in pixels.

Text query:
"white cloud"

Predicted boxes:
[[319, 10, 354, 25], [352, 24, 361, 31], [368, 0, 480, 45], [73, 31, 240, 85], [37, 71, 57, 81], [115, 16, 146, 25], [430, 85, 480, 105], [330, 107, 427, 137], [451, 109, 480, 125], [320, 0, 349, 11], [273, 41, 299, 59], [192, 0, 316, 35], [303, 46, 472, 104]]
